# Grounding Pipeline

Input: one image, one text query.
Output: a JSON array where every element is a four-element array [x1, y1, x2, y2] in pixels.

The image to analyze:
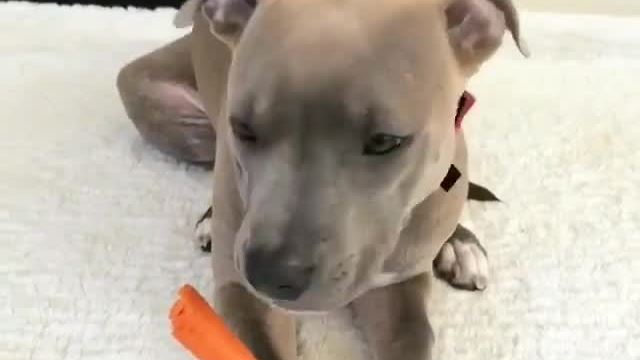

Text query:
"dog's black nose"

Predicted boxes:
[[245, 248, 314, 301]]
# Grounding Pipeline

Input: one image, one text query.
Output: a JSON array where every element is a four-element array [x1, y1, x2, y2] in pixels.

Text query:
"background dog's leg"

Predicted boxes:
[[195, 206, 213, 252], [351, 274, 435, 360], [215, 283, 298, 360], [433, 224, 489, 291], [116, 34, 217, 165]]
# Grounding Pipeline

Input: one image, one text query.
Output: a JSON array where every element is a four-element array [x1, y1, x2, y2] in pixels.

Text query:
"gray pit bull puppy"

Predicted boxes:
[[117, 0, 528, 358]]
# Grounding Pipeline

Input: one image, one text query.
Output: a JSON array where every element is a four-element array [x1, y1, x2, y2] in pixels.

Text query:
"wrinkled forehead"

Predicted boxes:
[[228, 0, 456, 126]]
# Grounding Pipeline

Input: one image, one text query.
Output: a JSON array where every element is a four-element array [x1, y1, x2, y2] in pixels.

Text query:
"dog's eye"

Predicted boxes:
[[363, 133, 410, 156], [232, 121, 258, 143]]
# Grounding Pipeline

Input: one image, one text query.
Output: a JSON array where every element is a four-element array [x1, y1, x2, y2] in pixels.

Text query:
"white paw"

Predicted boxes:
[[434, 236, 489, 291], [194, 208, 212, 252]]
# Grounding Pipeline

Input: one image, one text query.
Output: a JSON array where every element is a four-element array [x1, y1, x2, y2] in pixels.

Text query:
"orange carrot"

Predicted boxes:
[[170, 284, 257, 360]]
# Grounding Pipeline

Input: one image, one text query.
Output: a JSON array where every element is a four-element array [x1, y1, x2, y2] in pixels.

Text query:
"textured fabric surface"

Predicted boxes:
[[2, 2, 639, 359]]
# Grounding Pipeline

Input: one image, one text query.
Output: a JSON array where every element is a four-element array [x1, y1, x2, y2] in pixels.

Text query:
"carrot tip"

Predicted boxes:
[[169, 284, 258, 360]]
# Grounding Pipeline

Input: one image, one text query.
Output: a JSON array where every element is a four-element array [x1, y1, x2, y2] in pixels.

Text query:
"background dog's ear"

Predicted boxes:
[[174, 0, 257, 45], [445, 0, 529, 71]]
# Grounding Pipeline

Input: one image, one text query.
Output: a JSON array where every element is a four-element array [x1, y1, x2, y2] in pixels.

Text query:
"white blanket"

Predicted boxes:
[[2, 2, 639, 359]]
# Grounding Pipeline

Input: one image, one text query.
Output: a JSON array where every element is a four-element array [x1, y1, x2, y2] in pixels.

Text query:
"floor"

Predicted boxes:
[[519, 0, 640, 16]]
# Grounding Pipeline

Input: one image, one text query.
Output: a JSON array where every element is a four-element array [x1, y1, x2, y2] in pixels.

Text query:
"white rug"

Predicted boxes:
[[2, 2, 639, 359]]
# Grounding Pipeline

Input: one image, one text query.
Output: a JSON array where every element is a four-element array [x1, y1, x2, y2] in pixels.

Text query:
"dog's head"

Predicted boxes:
[[178, 0, 527, 312]]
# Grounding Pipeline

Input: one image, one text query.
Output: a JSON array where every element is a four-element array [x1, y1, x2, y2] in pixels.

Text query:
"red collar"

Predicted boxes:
[[455, 91, 475, 131], [440, 91, 475, 192]]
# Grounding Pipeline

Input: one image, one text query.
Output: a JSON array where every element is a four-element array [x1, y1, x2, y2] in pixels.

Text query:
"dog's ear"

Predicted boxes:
[[445, 0, 529, 71], [174, 0, 257, 45]]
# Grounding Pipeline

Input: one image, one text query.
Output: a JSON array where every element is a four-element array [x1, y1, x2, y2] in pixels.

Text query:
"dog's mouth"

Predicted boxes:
[[255, 276, 384, 314], [272, 301, 334, 315], [270, 295, 356, 314], [240, 275, 359, 313], [244, 285, 340, 313]]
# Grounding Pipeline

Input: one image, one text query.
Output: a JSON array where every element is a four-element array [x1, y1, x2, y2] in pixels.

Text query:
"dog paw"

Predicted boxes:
[[194, 207, 212, 252], [434, 225, 489, 291]]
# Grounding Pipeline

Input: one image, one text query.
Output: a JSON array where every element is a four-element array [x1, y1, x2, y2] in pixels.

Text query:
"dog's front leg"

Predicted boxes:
[[215, 283, 297, 360], [351, 274, 434, 360]]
